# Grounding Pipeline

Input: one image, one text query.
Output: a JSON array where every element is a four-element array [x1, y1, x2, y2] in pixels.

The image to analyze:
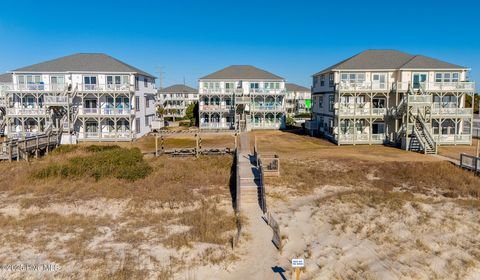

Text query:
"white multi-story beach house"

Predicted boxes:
[[158, 84, 198, 119], [308, 50, 475, 154], [198, 65, 286, 131], [1, 53, 157, 142], [285, 83, 311, 116], [0, 73, 13, 136]]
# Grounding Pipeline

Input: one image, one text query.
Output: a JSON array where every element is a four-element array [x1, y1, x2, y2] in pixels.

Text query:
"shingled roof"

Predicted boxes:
[[315, 50, 466, 75], [12, 53, 155, 78], [0, 73, 12, 83], [200, 65, 284, 80], [285, 83, 310, 92], [158, 84, 197, 94]]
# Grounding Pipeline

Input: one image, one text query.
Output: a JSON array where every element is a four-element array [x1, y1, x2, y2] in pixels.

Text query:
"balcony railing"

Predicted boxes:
[[44, 96, 69, 105], [4, 83, 67, 92], [408, 95, 432, 104], [338, 106, 386, 116], [7, 107, 46, 115], [251, 104, 283, 111], [339, 81, 475, 92], [250, 89, 286, 95], [433, 134, 472, 144], [80, 84, 133, 92], [431, 106, 473, 116], [81, 108, 134, 115], [200, 122, 233, 129], [200, 105, 233, 111], [338, 133, 385, 142], [251, 122, 281, 128]]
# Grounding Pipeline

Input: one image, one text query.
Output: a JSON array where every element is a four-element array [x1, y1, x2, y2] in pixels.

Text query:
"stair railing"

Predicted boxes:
[[413, 124, 426, 153], [417, 110, 437, 152]]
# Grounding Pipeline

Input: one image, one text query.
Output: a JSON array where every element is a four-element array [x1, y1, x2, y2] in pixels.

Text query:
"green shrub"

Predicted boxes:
[[286, 116, 295, 126], [34, 147, 151, 181], [52, 145, 79, 155]]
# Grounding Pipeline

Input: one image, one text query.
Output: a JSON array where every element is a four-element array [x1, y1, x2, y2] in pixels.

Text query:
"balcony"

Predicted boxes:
[[200, 122, 233, 129], [433, 134, 472, 144], [251, 122, 281, 129], [7, 107, 46, 116], [408, 95, 432, 104], [251, 103, 284, 111], [44, 96, 69, 106], [338, 106, 387, 117], [4, 83, 67, 92], [80, 108, 134, 116], [200, 105, 233, 111], [79, 84, 133, 92], [395, 82, 475, 92], [338, 82, 390, 92], [431, 105, 473, 117], [200, 88, 243, 95], [338, 133, 385, 144], [250, 89, 286, 95]]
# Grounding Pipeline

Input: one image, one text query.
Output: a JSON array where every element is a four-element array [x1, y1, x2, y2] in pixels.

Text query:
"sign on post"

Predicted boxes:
[[292, 258, 304, 268], [292, 258, 304, 280]]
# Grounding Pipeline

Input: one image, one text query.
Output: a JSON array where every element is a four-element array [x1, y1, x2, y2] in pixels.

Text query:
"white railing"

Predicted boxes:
[[201, 105, 233, 111], [44, 96, 69, 105], [250, 89, 286, 95], [425, 82, 475, 91], [251, 104, 283, 111], [408, 95, 432, 104], [431, 106, 473, 116], [371, 134, 385, 141], [338, 81, 390, 92], [235, 97, 251, 103], [251, 122, 281, 128], [7, 108, 46, 115], [81, 108, 133, 115], [433, 134, 472, 144], [200, 122, 232, 129], [7, 131, 42, 139], [338, 133, 382, 142], [80, 84, 132, 92], [5, 83, 67, 92], [338, 106, 386, 116]]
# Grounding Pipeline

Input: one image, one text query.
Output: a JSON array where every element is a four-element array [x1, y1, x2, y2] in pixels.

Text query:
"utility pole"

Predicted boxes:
[[156, 66, 165, 90]]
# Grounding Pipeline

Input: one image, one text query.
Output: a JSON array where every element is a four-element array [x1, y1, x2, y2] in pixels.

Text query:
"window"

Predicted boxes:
[[329, 73, 334, 87], [434, 72, 461, 83], [372, 123, 385, 134], [50, 76, 65, 90], [84, 76, 97, 90], [372, 98, 386, 108], [145, 96, 150, 108], [318, 95, 323, 108], [135, 96, 140, 112], [144, 77, 148, 87], [264, 82, 280, 89], [250, 83, 259, 89], [328, 95, 334, 112], [135, 118, 140, 133], [320, 75, 325, 86], [340, 73, 365, 83], [135, 77, 139, 90]]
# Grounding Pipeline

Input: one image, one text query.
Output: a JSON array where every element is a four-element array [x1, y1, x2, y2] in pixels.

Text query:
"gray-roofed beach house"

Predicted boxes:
[[2, 53, 157, 142], [198, 65, 286, 131], [308, 50, 475, 154]]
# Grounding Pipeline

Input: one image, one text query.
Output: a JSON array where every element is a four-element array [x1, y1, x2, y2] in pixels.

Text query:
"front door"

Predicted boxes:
[[372, 73, 387, 89], [413, 73, 427, 89]]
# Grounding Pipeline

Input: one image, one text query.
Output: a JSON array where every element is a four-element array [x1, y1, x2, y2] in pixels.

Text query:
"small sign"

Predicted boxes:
[[292, 258, 304, 268]]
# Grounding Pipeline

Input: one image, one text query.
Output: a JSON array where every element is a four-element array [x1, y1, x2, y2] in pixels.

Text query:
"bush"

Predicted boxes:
[[35, 146, 151, 182], [286, 116, 295, 126], [52, 145, 79, 155]]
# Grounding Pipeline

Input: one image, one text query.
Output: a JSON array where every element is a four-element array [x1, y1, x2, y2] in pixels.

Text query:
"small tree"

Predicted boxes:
[[185, 102, 198, 126], [156, 105, 165, 117]]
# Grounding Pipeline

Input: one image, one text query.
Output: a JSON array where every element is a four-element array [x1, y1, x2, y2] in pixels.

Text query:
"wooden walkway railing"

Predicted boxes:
[[460, 153, 480, 175], [0, 132, 61, 161]]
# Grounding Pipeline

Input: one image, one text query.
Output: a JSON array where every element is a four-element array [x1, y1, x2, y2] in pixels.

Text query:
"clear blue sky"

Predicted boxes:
[[0, 0, 479, 91]]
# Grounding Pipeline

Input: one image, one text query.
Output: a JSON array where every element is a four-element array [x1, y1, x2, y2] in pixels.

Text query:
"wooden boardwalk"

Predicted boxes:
[[0, 132, 61, 161]]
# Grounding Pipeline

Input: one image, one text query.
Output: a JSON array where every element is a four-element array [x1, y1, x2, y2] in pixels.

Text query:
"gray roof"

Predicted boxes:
[[0, 73, 12, 83], [285, 83, 310, 92], [315, 50, 466, 75], [200, 65, 284, 80], [12, 53, 155, 78], [159, 84, 197, 94]]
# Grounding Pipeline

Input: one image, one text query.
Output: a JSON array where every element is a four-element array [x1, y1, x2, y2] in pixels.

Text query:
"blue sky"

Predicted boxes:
[[0, 0, 479, 91]]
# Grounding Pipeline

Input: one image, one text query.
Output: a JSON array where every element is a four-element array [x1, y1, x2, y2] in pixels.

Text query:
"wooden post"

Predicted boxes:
[[24, 139, 28, 162], [155, 135, 158, 157], [161, 136, 164, 153], [295, 268, 300, 280], [195, 133, 199, 158], [35, 136, 39, 158], [16, 145, 20, 162]]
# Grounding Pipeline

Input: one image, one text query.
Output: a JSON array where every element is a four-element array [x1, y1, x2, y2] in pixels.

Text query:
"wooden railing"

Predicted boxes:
[[460, 153, 480, 174]]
